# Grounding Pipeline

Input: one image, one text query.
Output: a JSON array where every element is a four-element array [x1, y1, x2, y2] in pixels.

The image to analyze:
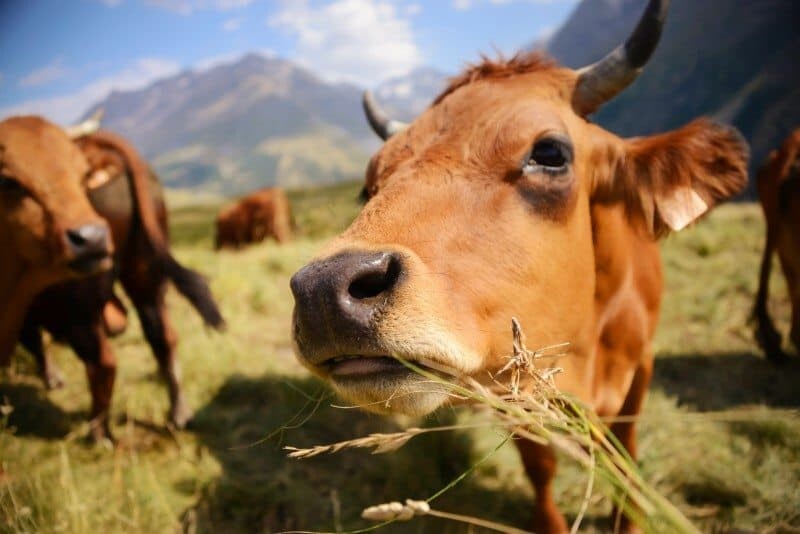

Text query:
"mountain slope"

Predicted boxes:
[[83, 54, 373, 194], [546, 0, 800, 194]]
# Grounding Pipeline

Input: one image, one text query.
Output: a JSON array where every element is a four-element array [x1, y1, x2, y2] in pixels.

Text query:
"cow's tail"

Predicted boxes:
[[88, 131, 225, 330], [160, 253, 225, 328]]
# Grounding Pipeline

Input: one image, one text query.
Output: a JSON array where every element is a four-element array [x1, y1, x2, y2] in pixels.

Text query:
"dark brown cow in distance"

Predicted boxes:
[[289, 0, 748, 530], [19, 130, 224, 441], [753, 128, 800, 364], [1, 116, 113, 371], [215, 187, 292, 249]]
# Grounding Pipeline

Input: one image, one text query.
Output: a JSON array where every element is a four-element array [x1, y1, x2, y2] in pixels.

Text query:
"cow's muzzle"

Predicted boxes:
[[290, 249, 405, 368], [64, 223, 113, 274]]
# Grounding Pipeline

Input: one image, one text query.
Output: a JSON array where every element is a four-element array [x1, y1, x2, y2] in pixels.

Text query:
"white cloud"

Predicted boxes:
[[452, 0, 472, 9], [269, 0, 421, 86], [0, 58, 180, 124], [406, 3, 422, 16], [146, 0, 252, 14], [222, 17, 242, 31], [90, 0, 124, 6], [19, 58, 70, 88]]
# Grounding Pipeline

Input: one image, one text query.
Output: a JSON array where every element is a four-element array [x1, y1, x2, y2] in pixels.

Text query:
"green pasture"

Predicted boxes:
[[1, 182, 799, 533]]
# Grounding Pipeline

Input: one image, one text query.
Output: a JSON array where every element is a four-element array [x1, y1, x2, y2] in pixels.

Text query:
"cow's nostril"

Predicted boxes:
[[66, 228, 88, 247], [65, 224, 109, 256], [348, 254, 402, 299]]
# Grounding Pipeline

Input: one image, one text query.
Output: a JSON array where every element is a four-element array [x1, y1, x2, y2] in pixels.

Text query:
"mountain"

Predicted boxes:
[[374, 66, 450, 122], [83, 53, 375, 194], [545, 0, 800, 195]]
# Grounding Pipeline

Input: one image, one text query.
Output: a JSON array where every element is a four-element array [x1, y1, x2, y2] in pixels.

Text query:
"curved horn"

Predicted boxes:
[[362, 91, 408, 141], [64, 108, 105, 139], [573, 0, 669, 115]]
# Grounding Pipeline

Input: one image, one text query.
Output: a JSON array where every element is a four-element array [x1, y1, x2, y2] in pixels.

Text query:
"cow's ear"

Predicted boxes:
[[594, 119, 749, 236]]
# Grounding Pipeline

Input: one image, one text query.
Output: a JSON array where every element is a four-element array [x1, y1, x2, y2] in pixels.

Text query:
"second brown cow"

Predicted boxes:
[[20, 130, 224, 441], [215, 187, 292, 250], [753, 128, 800, 363]]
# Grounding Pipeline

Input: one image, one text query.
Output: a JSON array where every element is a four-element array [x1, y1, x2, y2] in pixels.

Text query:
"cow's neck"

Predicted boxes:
[[587, 202, 661, 415]]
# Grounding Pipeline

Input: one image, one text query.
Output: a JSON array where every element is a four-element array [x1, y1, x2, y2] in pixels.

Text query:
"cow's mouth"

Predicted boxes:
[[320, 354, 455, 381], [69, 252, 112, 274], [324, 355, 411, 378]]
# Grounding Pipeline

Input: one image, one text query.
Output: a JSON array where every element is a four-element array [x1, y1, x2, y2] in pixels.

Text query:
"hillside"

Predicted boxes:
[[547, 0, 800, 194], [82, 53, 375, 194]]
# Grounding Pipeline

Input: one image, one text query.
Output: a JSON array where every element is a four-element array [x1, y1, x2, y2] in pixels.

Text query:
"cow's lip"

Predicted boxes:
[[320, 354, 458, 380], [68, 253, 112, 275], [324, 355, 409, 378]]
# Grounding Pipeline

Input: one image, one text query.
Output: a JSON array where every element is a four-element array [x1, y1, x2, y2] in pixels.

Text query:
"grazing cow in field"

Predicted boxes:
[[215, 187, 292, 250], [19, 130, 225, 441], [753, 129, 800, 364], [0, 116, 113, 371], [289, 0, 748, 530]]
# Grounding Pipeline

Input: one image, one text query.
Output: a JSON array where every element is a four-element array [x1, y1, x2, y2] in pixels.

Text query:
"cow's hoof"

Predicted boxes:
[[170, 406, 193, 430], [88, 427, 115, 448], [87, 417, 115, 447], [755, 326, 787, 364]]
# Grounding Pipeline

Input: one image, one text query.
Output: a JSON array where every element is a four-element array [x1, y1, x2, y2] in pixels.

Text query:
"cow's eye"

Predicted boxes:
[[524, 138, 572, 175], [0, 174, 26, 195]]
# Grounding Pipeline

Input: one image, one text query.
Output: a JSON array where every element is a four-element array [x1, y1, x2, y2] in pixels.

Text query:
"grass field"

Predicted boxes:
[[2, 182, 799, 533]]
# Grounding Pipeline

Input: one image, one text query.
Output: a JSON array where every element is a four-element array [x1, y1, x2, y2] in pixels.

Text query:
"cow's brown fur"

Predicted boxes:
[[753, 129, 800, 363], [291, 52, 748, 531], [0, 116, 112, 367], [215, 187, 292, 250], [19, 130, 223, 441]]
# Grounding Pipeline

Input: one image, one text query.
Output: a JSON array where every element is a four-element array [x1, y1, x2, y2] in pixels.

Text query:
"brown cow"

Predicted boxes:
[[289, 0, 748, 530], [1, 116, 113, 368], [19, 130, 224, 441], [215, 187, 292, 249], [753, 128, 800, 364]]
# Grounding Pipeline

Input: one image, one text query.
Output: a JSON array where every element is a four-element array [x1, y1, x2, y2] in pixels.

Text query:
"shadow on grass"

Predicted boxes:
[[185, 373, 534, 533], [653, 351, 800, 410], [0, 382, 75, 439]]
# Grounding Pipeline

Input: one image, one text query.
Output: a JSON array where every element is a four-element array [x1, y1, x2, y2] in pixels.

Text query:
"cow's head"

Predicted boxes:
[[290, 0, 748, 415], [0, 116, 113, 278]]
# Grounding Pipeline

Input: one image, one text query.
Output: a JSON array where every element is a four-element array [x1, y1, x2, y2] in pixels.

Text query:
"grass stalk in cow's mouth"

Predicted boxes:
[[285, 319, 699, 533]]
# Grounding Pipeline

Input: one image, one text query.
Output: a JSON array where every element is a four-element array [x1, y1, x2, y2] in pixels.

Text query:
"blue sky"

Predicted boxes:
[[0, 0, 579, 123]]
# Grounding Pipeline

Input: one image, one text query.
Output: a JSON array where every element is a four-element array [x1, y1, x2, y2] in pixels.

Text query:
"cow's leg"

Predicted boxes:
[[608, 357, 653, 534], [19, 320, 65, 390], [127, 283, 189, 429], [779, 236, 800, 353], [67, 321, 116, 442], [516, 439, 568, 533], [102, 292, 129, 337], [753, 227, 786, 363]]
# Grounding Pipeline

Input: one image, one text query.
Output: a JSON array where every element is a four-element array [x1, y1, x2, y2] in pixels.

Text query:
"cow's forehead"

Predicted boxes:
[[0, 117, 89, 187], [369, 77, 582, 184]]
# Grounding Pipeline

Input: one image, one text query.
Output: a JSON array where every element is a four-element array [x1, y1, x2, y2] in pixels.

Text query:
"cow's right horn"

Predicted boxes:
[[64, 108, 105, 139], [363, 91, 408, 141], [572, 0, 669, 115]]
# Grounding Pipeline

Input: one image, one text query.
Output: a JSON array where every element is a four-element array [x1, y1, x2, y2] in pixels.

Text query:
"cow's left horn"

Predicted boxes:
[[64, 108, 105, 139], [363, 91, 408, 141], [573, 0, 669, 115]]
